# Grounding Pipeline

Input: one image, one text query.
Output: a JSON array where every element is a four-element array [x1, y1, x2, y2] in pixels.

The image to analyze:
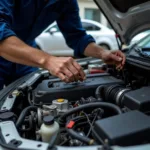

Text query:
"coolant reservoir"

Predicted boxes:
[[52, 99, 69, 114], [40, 115, 59, 143]]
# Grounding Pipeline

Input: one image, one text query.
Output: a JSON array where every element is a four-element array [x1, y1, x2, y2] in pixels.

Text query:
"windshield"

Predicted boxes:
[[137, 34, 150, 48]]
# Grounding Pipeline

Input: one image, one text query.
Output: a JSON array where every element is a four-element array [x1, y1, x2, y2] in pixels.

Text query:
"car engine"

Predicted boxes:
[[0, 50, 150, 150]]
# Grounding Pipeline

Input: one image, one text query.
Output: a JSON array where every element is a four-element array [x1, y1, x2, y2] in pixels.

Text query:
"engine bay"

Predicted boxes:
[[1, 51, 150, 150]]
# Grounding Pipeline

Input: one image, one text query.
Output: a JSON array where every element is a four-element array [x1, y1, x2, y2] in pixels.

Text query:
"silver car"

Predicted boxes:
[[35, 19, 119, 56]]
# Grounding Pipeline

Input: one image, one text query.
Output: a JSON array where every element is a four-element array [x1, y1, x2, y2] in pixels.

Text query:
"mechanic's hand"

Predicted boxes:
[[45, 56, 86, 83], [101, 50, 126, 70]]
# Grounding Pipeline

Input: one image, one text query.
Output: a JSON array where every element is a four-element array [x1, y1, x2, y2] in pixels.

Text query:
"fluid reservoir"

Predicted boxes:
[[39, 115, 59, 143], [52, 99, 69, 114]]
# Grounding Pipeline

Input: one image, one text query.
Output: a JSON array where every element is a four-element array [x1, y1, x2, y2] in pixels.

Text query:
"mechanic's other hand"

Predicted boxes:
[[45, 56, 86, 83], [101, 50, 126, 70]]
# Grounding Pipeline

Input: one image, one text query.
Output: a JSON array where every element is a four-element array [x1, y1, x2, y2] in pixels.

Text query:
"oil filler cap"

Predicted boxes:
[[43, 115, 54, 125], [57, 99, 64, 103]]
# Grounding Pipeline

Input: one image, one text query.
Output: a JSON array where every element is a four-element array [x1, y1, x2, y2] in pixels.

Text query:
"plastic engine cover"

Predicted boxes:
[[33, 74, 123, 104], [123, 86, 150, 112], [93, 111, 150, 146]]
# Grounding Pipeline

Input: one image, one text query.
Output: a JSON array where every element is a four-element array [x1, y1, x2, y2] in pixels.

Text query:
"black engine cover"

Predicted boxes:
[[123, 86, 150, 112], [33, 73, 123, 104], [93, 111, 150, 146]]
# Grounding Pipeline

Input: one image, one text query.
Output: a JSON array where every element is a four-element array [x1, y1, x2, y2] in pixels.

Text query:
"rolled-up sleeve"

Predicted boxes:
[[0, 0, 16, 41], [57, 0, 95, 57]]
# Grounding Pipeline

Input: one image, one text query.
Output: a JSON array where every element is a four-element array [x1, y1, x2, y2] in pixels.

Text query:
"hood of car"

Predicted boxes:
[[94, 0, 150, 45]]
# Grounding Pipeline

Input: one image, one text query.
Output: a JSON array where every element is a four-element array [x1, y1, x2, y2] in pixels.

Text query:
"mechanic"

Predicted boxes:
[[0, 0, 125, 90]]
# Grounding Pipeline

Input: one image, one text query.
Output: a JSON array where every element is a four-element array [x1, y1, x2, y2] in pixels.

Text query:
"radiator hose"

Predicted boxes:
[[16, 106, 37, 128]]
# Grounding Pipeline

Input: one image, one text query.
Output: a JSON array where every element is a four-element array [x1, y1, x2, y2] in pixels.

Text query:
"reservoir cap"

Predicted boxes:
[[43, 115, 54, 125], [57, 99, 64, 103]]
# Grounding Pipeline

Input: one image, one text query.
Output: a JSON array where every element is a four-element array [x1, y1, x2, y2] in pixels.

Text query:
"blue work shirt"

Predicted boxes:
[[0, 0, 95, 88], [0, 0, 95, 56]]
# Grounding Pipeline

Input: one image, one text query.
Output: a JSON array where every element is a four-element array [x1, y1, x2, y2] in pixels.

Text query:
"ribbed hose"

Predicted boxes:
[[95, 85, 106, 100], [16, 106, 37, 128], [59, 102, 122, 126]]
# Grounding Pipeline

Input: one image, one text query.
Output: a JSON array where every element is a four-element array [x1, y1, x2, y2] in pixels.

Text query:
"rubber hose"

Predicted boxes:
[[48, 134, 57, 149], [59, 102, 122, 126], [95, 85, 105, 100], [66, 129, 95, 145], [16, 106, 37, 128]]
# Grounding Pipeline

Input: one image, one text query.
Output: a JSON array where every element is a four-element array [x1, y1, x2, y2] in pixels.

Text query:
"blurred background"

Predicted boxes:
[[35, 0, 150, 57], [78, 0, 108, 27]]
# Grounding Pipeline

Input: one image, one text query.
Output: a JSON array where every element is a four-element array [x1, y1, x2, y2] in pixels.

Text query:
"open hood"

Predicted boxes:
[[94, 0, 150, 44]]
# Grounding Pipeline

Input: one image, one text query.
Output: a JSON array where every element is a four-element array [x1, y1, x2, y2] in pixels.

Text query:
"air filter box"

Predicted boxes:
[[93, 111, 150, 146], [123, 86, 150, 112]]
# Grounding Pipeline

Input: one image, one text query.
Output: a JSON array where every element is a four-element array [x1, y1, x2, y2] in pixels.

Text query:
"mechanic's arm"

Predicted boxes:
[[0, 36, 49, 67], [57, 0, 125, 69], [0, 0, 85, 83], [84, 43, 125, 69], [0, 1, 49, 69], [0, 36, 85, 82]]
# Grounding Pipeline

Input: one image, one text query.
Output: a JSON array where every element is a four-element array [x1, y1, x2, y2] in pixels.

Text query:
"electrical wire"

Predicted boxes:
[[79, 113, 98, 146], [60, 139, 69, 146], [82, 111, 105, 145], [81, 112, 93, 130], [86, 111, 99, 137]]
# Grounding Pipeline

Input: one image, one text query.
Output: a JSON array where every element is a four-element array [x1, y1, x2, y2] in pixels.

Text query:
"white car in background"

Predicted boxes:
[[35, 19, 118, 56]]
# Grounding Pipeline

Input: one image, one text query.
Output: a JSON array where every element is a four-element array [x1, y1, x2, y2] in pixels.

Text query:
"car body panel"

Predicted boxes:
[[1, 69, 150, 150], [94, 0, 150, 44]]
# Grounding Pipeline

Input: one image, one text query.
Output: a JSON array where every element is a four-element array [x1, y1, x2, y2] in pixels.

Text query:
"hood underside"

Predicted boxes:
[[94, 0, 150, 44]]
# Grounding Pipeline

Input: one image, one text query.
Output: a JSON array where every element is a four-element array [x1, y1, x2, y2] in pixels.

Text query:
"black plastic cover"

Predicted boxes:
[[93, 111, 150, 146], [123, 87, 150, 112], [33, 74, 123, 104]]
